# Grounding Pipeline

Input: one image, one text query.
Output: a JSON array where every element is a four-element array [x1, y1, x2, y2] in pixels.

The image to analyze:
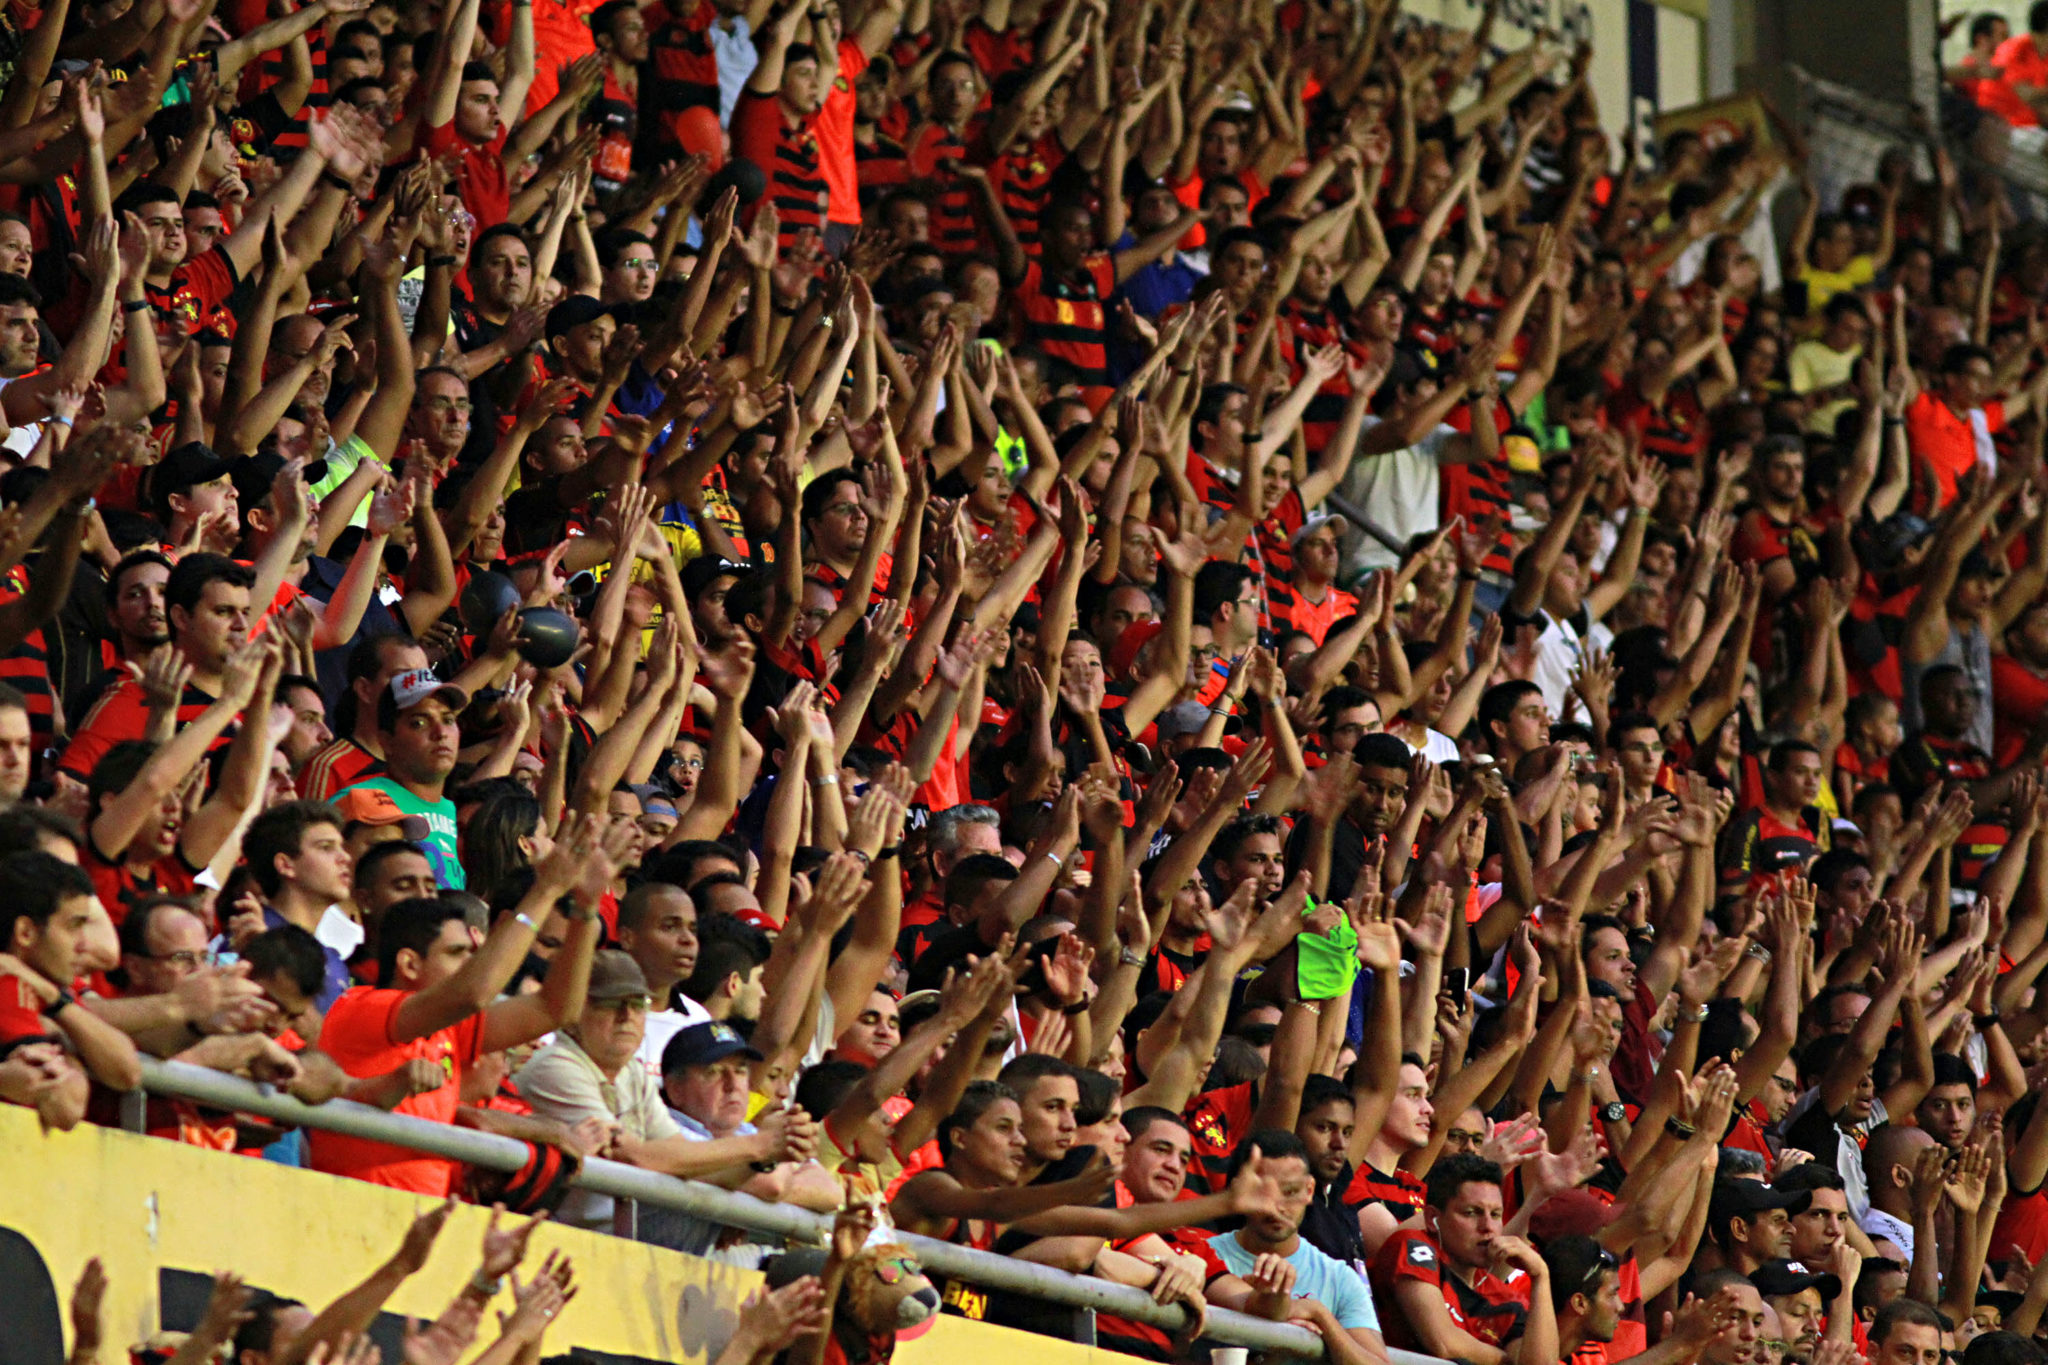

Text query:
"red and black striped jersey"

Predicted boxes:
[[732, 92, 829, 249], [906, 122, 986, 256], [0, 567, 54, 744], [644, 0, 720, 155], [1014, 254, 1114, 386], [988, 134, 1064, 258]]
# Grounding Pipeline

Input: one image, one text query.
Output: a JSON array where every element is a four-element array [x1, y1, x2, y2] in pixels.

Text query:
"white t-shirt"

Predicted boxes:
[[636, 997, 715, 1081], [1341, 420, 1460, 575]]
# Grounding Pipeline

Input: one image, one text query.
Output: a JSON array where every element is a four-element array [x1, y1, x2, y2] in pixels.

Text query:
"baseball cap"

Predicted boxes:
[[1752, 1259, 1843, 1303], [1526, 1188, 1621, 1244], [1709, 1177, 1812, 1226], [388, 668, 468, 715], [545, 295, 614, 341], [1290, 511, 1350, 547], [661, 1020, 764, 1074], [154, 442, 234, 511], [331, 786, 433, 843], [1107, 619, 1165, 680], [1155, 700, 1213, 742], [585, 949, 652, 1004], [230, 450, 328, 511]]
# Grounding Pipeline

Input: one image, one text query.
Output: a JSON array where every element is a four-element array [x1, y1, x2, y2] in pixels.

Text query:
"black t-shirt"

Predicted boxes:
[[982, 1146, 1105, 1334]]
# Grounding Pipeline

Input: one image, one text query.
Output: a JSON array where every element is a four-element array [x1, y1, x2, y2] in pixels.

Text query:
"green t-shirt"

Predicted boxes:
[[335, 777, 465, 891]]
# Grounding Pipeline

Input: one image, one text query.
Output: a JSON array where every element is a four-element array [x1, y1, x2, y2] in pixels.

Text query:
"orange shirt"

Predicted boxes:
[[813, 39, 868, 226], [309, 986, 485, 1195], [1983, 33, 2048, 127], [1904, 390, 2003, 510]]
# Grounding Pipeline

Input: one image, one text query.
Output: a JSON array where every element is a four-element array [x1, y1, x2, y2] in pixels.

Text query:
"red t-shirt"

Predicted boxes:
[[1904, 391, 2002, 511], [814, 39, 868, 226], [422, 119, 513, 231], [1993, 654, 2048, 766], [1982, 33, 2048, 127], [309, 986, 486, 1195]]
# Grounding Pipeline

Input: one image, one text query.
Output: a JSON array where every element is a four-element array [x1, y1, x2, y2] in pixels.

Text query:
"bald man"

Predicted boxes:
[[1859, 1123, 1936, 1259]]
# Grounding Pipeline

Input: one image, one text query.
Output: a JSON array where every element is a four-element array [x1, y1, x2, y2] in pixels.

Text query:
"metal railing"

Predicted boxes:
[[134, 1059, 1448, 1364]]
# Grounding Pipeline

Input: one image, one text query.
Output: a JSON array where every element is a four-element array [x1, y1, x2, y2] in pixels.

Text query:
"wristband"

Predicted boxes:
[[514, 911, 539, 933], [1975, 1007, 2003, 1030], [428, 254, 459, 268], [49, 415, 73, 428], [467, 1271, 503, 1298], [1059, 996, 1091, 1016], [1458, 570, 1481, 582], [1664, 1117, 1697, 1140], [121, 298, 153, 313], [43, 986, 74, 1016], [321, 170, 356, 194], [812, 773, 839, 786], [875, 843, 902, 861]]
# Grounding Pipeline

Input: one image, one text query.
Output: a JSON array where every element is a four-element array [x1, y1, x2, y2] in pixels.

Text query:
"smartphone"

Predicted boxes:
[[1445, 967, 1470, 1013]]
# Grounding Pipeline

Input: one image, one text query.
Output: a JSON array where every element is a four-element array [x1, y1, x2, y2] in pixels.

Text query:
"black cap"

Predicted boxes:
[[546, 295, 614, 341], [154, 442, 234, 509], [1709, 1177, 1812, 1226], [229, 451, 329, 512], [659, 1020, 763, 1074], [1751, 1259, 1842, 1303]]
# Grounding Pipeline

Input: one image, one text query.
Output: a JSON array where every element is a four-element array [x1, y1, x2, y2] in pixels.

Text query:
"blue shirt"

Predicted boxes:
[[261, 905, 353, 1013], [1113, 231, 1204, 320], [1206, 1231, 1382, 1333]]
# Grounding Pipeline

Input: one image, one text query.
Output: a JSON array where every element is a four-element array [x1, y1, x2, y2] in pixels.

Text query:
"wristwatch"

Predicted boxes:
[[1600, 1101, 1627, 1124], [43, 986, 74, 1016]]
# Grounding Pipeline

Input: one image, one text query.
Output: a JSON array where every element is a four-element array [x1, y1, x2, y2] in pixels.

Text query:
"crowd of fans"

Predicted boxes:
[[9, 0, 2048, 1363]]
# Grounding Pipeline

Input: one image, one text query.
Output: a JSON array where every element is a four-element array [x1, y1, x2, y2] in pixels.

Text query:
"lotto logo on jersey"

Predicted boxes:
[[1407, 1241, 1436, 1266]]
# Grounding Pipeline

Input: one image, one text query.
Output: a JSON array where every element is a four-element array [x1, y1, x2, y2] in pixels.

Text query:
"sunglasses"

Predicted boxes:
[[1577, 1247, 1619, 1292]]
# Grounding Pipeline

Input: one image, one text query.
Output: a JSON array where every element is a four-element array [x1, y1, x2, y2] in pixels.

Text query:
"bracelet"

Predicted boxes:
[[1120, 946, 1145, 968], [1301, 1000, 1323, 1016], [514, 911, 539, 933], [321, 170, 355, 194], [1883, 416, 1903, 428], [120, 297, 152, 313], [1679, 1001, 1709, 1024], [1664, 1117, 1697, 1140], [49, 415, 73, 428], [467, 1271, 503, 1298], [1745, 941, 1772, 964], [1045, 851, 1064, 868], [564, 904, 599, 923], [846, 850, 873, 868], [1975, 1007, 2003, 1030], [428, 254, 459, 268], [1458, 570, 1481, 582], [1060, 996, 1091, 1015], [812, 774, 839, 786]]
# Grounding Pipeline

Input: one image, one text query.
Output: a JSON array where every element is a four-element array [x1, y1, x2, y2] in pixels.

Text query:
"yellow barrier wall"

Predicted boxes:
[[0, 1104, 1144, 1365]]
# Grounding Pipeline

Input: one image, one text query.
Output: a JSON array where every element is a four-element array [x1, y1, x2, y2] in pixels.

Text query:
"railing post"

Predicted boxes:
[[613, 1197, 638, 1241], [118, 1088, 146, 1134], [1069, 1307, 1096, 1347]]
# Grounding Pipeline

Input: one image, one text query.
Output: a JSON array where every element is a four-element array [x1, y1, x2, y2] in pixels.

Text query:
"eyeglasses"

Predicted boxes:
[[596, 995, 651, 1013], [147, 950, 206, 970], [1444, 1128, 1485, 1147]]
